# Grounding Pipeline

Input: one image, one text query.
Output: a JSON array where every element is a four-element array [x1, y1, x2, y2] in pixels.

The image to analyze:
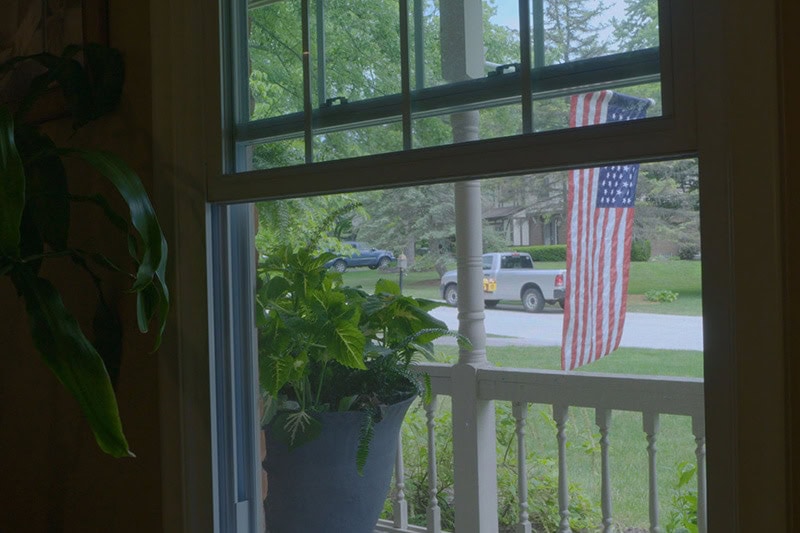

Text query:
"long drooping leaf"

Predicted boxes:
[[63, 149, 169, 346], [12, 268, 132, 457], [15, 126, 70, 251], [0, 109, 25, 256]]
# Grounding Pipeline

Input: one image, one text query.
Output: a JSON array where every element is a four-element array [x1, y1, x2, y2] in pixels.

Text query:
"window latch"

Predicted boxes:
[[323, 96, 349, 107], [488, 63, 521, 77]]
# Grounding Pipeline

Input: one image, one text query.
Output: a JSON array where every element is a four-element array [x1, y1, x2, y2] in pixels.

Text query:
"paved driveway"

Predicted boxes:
[[429, 305, 703, 351]]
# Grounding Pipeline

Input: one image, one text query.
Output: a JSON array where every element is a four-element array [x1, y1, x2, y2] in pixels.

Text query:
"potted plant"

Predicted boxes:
[[0, 45, 168, 458], [257, 244, 462, 532]]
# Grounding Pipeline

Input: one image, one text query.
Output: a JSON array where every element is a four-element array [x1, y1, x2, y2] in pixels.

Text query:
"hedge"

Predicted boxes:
[[510, 245, 567, 262], [630, 239, 652, 262]]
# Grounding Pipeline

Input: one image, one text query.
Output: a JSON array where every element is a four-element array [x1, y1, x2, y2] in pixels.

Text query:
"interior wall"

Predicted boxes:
[[780, 0, 800, 528], [0, 2, 162, 531]]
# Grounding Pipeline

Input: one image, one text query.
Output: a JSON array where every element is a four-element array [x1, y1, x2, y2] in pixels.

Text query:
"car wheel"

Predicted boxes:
[[484, 300, 500, 309], [521, 287, 545, 313], [331, 259, 347, 273], [558, 299, 565, 310], [377, 256, 391, 269], [444, 284, 458, 306]]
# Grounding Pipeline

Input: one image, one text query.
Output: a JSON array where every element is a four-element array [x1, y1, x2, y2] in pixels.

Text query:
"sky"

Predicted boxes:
[[491, 0, 629, 40]]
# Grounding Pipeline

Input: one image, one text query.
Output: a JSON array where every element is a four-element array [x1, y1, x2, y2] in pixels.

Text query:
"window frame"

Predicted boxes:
[[149, 0, 788, 531]]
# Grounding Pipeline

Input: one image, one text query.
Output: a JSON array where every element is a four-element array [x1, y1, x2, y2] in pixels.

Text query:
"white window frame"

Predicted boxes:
[[149, 0, 787, 531]]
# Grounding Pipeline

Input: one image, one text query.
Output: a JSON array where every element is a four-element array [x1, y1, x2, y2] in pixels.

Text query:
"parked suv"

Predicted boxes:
[[325, 241, 395, 273]]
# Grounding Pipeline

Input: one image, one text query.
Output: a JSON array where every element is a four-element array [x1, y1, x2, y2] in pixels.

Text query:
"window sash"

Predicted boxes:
[[234, 0, 676, 164]]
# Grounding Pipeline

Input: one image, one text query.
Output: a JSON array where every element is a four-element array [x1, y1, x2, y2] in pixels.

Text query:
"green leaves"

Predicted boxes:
[[12, 269, 131, 457], [0, 109, 25, 257], [0, 44, 169, 460], [257, 246, 458, 465], [63, 149, 169, 347]]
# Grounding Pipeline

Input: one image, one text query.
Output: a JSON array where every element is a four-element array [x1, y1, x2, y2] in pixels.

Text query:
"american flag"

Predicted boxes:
[[561, 91, 652, 371]]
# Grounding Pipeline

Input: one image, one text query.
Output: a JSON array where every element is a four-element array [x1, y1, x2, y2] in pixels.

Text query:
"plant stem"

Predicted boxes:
[[314, 360, 328, 406]]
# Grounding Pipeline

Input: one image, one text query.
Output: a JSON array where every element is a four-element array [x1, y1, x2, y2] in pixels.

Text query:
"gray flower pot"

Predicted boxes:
[[264, 396, 415, 533]]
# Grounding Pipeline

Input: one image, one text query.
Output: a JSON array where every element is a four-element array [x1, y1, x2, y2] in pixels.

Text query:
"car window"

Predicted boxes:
[[482, 255, 493, 270], [500, 255, 534, 269]]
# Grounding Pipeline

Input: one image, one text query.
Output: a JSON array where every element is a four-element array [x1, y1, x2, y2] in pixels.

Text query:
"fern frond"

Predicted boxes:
[[356, 408, 376, 475]]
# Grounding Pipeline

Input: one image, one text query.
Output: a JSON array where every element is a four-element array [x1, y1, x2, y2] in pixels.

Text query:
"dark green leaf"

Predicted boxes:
[[12, 267, 132, 457], [13, 127, 71, 251], [266, 276, 291, 300], [0, 109, 25, 256], [63, 149, 169, 346], [374, 278, 401, 296]]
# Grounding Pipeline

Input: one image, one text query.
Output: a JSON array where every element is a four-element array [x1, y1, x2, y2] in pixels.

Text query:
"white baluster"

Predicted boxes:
[[426, 396, 442, 533], [693, 416, 707, 533], [393, 433, 409, 529], [512, 401, 531, 533], [596, 409, 613, 533], [553, 404, 571, 533], [643, 412, 662, 533]]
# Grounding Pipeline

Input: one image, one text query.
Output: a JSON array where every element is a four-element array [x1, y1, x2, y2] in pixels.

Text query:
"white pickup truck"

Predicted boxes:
[[440, 252, 566, 312]]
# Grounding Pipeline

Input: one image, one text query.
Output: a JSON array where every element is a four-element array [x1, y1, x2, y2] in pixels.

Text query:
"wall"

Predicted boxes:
[[0, 2, 163, 531], [780, 0, 800, 527]]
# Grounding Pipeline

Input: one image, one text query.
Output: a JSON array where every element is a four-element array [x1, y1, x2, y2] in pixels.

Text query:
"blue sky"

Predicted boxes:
[[491, 0, 629, 39]]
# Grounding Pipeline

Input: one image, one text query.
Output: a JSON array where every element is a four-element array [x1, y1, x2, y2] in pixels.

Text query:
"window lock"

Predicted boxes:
[[323, 96, 349, 107], [488, 63, 521, 77]]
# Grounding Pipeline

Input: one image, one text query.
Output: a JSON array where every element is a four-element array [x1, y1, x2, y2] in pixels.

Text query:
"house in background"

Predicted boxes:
[[0, 1, 797, 532]]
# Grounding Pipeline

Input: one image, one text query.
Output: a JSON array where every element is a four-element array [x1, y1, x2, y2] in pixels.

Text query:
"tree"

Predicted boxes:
[[611, 0, 659, 53], [543, 0, 609, 64]]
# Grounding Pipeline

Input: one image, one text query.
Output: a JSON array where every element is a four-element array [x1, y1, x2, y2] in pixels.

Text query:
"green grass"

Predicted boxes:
[[342, 258, 703, 316], [411, 344, 704, 529]]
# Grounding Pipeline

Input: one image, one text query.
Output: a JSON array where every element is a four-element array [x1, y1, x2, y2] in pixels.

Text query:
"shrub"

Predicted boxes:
[[511, 245, 567, 262], [678, 244, 700, 260], [645, 289, 679, 303], [665, 462, 699, 533], [630, 239, 652, 262]]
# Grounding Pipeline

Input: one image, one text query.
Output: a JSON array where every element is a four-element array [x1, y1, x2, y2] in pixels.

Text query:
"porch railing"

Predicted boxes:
[[375, 363, 706, 533]]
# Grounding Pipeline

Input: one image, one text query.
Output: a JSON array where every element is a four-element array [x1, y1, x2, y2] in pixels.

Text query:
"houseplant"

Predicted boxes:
[[257, 243, 462, 532], [0, 45, 168, 458]]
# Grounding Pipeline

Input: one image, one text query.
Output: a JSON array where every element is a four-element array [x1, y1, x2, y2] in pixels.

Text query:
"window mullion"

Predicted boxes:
[[315, 0, 326, 107], [519, 0, 533, 134], [301, 0, 313, 163], [399, 0, 412, 150]]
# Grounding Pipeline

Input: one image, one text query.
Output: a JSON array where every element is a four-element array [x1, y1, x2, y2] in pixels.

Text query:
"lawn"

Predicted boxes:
[[397, 344, 705, 530], [342, 258, 703, 316]]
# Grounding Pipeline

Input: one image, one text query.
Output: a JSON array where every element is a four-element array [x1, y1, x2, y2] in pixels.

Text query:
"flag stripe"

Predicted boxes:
[[561, 92, 651, 370]]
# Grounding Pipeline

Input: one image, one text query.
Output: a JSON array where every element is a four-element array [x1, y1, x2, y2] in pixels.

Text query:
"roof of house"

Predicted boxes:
[[482, 206, 528, 219]]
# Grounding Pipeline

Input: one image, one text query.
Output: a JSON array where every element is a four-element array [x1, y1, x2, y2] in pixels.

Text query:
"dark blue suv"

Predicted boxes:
[[325, 241, 395, 273]]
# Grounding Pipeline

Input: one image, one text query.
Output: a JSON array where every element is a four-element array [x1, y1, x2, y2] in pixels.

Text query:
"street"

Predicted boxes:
[[430, 305, 703, 351]]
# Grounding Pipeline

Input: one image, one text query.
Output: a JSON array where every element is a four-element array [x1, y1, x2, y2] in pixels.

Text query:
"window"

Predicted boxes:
[[147, 0, 788, 531]]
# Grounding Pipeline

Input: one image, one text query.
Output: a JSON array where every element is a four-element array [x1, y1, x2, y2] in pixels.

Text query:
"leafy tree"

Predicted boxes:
[[543, 0, 609, 64], [611, 0, 659, 53]]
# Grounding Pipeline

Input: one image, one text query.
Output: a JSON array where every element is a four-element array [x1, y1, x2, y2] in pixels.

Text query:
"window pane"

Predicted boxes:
[[256, 158, 702, 530], [540, 0, 659, 65], [248, 0, 304, 121], [246, 139, 305, 170], [312, 0, 402, 108], [240, 0, 664, 165], [313, 123, 403, 162], [533, 81, 662, 132]]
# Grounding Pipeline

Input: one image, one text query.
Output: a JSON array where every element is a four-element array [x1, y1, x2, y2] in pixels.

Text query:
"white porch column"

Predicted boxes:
[[441, 2, 497, 530]]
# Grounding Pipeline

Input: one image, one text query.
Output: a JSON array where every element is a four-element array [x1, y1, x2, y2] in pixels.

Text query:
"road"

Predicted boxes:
[[429, 305, 703, 351]]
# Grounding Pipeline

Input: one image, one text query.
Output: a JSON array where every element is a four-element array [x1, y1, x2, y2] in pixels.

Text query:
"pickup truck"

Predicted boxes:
[[440, 252, 566, 312]]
